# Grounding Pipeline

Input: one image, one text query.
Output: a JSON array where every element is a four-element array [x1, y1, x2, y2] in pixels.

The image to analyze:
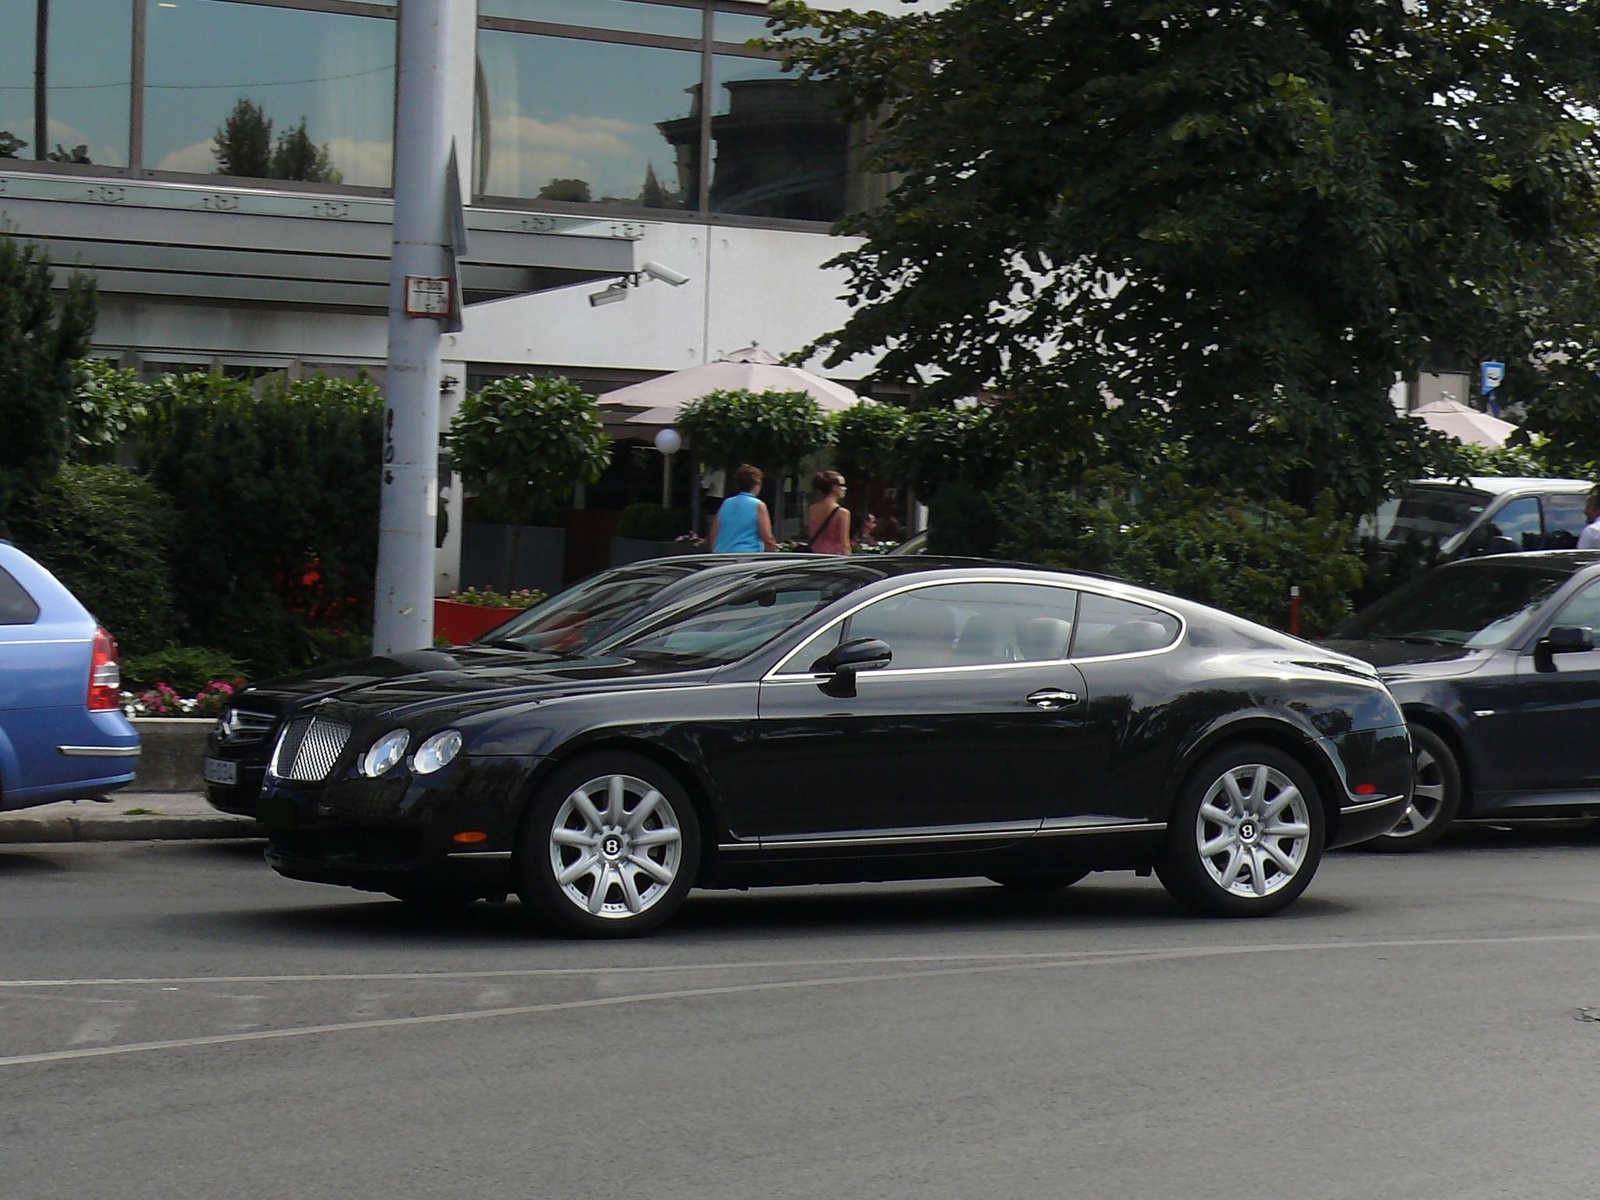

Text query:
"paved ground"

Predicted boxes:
[[0, 791, 255, 842], [2, 823, 1599, 1199]]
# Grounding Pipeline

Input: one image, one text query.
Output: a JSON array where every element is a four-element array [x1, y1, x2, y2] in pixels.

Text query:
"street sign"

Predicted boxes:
[[404, 275, 451, 317], [1481, 361, 1505, 392]]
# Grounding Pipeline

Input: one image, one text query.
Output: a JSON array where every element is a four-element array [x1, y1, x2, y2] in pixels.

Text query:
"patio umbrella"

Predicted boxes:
[[600, 346, 863, 428], [1409, 398, 1519, 449]]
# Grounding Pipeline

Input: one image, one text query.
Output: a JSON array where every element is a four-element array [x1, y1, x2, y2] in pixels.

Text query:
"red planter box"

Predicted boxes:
[[433, 599, 522, 645]]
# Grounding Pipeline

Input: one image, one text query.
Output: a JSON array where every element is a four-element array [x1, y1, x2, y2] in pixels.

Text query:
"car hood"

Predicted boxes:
[[241, 646, 691, 714], [1319, 638, 1491, 679]]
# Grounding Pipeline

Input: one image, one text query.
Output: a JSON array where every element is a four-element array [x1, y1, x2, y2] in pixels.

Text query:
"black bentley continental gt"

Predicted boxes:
[[254, 558, 1410, 935], [1325, 550, 1600, 850]]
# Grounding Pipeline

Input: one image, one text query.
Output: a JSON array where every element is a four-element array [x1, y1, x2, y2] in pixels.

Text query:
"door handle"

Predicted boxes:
[[1027, 688, 1079, 710]]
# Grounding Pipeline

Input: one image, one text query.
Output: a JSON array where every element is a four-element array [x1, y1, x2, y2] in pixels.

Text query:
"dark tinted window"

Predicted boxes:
[[1474, 496, 1541, 553], [0, 566, 40, 625], [841, 582, 1080, 670], [1335, 562, 1569, 648], [1071, 594, 1181, 657], [1544, 495, 1589, 550], [1550, 579, 1600, 633], [1361, 486, 1491, 549]]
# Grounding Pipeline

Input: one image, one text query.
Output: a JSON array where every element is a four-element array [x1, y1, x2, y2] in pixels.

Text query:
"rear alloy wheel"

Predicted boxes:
[[1365, 725, 1459, 853], [517, 753, 700, 938], [1156, 743, 1325, 917]]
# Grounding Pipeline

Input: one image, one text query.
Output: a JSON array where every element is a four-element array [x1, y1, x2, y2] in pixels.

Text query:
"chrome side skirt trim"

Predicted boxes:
[[1342, 793, 1406, 813], [445, 850, 513, 860], [1037, 818, 1165, 836], [57, 745, 141, 758], [715, 819, 1166, 854]]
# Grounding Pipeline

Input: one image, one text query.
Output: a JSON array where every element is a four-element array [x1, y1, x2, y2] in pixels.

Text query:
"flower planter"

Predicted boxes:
[[129, 717, 214, 793], [434, 598, 522, 645]]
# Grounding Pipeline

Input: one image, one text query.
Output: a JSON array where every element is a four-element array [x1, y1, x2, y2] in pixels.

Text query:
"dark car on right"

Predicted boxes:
[[1323, 551, 1600, 849]]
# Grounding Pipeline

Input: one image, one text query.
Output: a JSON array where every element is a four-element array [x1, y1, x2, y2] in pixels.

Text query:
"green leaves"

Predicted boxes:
[[447, 376, 611, 525], [678, 389, 829, 473], [774, 0, 1600, 515]]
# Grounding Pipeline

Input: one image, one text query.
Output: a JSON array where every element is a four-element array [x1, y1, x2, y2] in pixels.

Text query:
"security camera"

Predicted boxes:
[[640, 260, 690, 287], [588, 281, 629, 308]]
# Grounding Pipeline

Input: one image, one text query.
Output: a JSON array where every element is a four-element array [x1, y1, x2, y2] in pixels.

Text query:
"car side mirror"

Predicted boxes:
[[1534, 625, 1595, 669], [812, 637, 893, 676]]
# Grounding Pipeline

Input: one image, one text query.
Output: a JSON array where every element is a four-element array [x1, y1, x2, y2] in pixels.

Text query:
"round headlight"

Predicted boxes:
[[362, 729, 410, 777], [413, 729, 463, 775]]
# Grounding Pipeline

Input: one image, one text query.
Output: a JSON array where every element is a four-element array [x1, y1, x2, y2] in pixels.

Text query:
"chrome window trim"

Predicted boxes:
[[763, 575, 1186, 682]]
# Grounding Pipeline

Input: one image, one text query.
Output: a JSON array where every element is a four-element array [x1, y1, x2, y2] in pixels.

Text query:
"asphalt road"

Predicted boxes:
[[4, 826, 1600, 1200]]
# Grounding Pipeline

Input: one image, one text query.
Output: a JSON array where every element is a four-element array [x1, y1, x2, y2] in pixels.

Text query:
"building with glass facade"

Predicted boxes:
[[1, 0, 913, 585]]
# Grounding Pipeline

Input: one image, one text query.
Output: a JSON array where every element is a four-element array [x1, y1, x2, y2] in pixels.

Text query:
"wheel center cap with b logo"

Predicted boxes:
[[601, 833, 626, 859], [1238, 820, 1259, 844]]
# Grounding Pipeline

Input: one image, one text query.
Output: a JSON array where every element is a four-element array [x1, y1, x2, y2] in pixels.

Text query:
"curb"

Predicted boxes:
[[0, 814, 264, 844]]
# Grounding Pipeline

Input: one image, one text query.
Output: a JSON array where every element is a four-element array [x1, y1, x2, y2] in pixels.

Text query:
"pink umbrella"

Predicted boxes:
[[601, 346, 862, 428]]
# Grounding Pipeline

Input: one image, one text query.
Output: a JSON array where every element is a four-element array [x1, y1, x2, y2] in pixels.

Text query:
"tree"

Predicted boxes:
[[213, 98, 273, 178], [770, 0, 1600, 514], [272, 118, 342, 184], [0, 234, 96, 527], [829, 401, 906, 488], [679, 388, 831, 478]]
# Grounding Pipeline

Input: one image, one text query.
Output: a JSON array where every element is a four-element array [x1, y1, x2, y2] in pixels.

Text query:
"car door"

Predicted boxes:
[[747, 580, 1093, 846], [1511, 576, 1600, 796], [0, 560, 70, 796]]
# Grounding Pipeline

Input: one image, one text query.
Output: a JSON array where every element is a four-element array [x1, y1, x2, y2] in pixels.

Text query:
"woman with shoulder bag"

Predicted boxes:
[[803, 470, 851, 555]]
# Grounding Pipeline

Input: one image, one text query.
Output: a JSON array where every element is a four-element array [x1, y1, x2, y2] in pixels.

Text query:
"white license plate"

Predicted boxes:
[[203, 757, 238, 786]]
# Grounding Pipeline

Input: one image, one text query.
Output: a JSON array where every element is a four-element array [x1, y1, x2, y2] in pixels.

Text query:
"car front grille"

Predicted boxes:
[[271, 716, 352, 782], [216, 707, 277, 746]]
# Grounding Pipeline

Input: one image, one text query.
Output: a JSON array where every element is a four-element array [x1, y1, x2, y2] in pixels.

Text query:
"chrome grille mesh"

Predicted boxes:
[[271, 716, 352, 782]]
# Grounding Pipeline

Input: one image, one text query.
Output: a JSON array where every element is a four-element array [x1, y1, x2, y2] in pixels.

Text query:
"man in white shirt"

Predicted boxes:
[[1577, 491, 1600, 549]]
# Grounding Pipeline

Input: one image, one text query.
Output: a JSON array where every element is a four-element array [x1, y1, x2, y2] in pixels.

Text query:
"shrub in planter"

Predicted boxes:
[[122, 644, 247, 695], [615, 503, 689, 541], [9, 463, 177, 655]]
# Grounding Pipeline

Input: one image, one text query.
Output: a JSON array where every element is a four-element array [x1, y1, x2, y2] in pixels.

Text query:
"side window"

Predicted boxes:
[[778, 623, 844, 675], [0, 566, 40, 625], [1478, 497, 1542, 553], [1543, 495, 1588, 550], [1550, 580, 1600, 635], [1070, 593, 1180, 658], [840, 582, 1080, 670]]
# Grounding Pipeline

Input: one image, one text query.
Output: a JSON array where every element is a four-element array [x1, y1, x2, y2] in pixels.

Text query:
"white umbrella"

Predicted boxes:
[[1409, 398, 1519, 449], [599, 346, 863, 428]]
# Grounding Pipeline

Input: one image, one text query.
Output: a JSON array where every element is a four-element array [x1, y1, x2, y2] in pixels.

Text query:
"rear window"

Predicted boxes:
[[0, 566, 40, 625]]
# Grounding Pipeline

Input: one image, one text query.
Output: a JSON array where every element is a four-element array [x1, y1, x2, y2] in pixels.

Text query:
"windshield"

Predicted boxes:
[[592, 565, 877, 668], [1358, 485, 1492, 549], [1334, 562, 1570, 648], [479, 563, 706, 654]]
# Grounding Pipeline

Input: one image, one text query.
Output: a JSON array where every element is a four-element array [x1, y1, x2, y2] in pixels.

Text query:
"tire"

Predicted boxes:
[[1156, 742, 1326, 917], [1364, 725, 1459, 853], [987, 869, 1091, 892], [516, 752, 701, 938]]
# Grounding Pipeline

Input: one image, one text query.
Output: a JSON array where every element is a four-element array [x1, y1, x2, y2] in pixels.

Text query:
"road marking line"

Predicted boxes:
[[3, 930, 1599, 1068]]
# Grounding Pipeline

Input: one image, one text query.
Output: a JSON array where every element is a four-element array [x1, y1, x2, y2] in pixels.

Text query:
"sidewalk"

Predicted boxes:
[[0, 792, 262, 843]]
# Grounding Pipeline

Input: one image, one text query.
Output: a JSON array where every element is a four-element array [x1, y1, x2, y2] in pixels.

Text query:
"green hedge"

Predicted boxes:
[[9, 464, 176, 655], [615, 503, 689, 540]]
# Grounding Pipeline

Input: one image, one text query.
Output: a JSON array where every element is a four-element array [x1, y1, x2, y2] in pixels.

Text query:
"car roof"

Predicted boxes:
[[1436, 549, 1600, 575], [1413, 476, 1594, 495]]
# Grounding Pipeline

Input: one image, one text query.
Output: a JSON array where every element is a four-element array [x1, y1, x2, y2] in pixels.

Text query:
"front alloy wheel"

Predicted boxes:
[[518, 753, 700, 937], [1157, 743, 1325, 917], [1365, 725, 1459, 853]]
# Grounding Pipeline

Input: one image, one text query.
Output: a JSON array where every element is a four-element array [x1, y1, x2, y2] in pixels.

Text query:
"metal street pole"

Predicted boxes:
[[374, 0, 454, 654]]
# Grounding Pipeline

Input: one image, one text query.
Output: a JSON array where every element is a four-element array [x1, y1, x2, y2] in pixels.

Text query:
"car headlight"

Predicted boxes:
[[361, 729, 410, 777], [413, 729, 463, 775]]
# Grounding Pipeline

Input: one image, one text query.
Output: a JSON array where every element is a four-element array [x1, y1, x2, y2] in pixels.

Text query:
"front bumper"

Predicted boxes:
[[261, 754, 540, 895], [1322, 722, 1413, 850]]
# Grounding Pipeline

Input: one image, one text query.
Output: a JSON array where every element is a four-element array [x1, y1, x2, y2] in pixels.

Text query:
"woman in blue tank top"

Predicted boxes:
[[709, 463, 778, 553]]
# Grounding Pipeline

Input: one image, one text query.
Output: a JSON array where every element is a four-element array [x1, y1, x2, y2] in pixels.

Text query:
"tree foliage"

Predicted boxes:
[[0, 234, 96, 526], [771, 0, 1600, 514], [138, 373, 384, 674], [71, 358, 148, 463], [678, 388, 831, 474], [829, 400, 907, 485], [449, 376, 612, 525]]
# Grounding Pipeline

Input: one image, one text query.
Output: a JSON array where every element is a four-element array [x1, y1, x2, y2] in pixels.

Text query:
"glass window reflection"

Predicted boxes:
[[144, 0, 394, 187], [482, 0, 703, 38], [708, 54, 845, 221], [0, 0, 131, 167], [713, 11, 777, 45], [477, 29, 700, 209]]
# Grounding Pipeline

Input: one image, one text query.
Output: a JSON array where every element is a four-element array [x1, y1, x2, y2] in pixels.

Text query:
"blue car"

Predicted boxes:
[[0, 541, 140, 811]]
